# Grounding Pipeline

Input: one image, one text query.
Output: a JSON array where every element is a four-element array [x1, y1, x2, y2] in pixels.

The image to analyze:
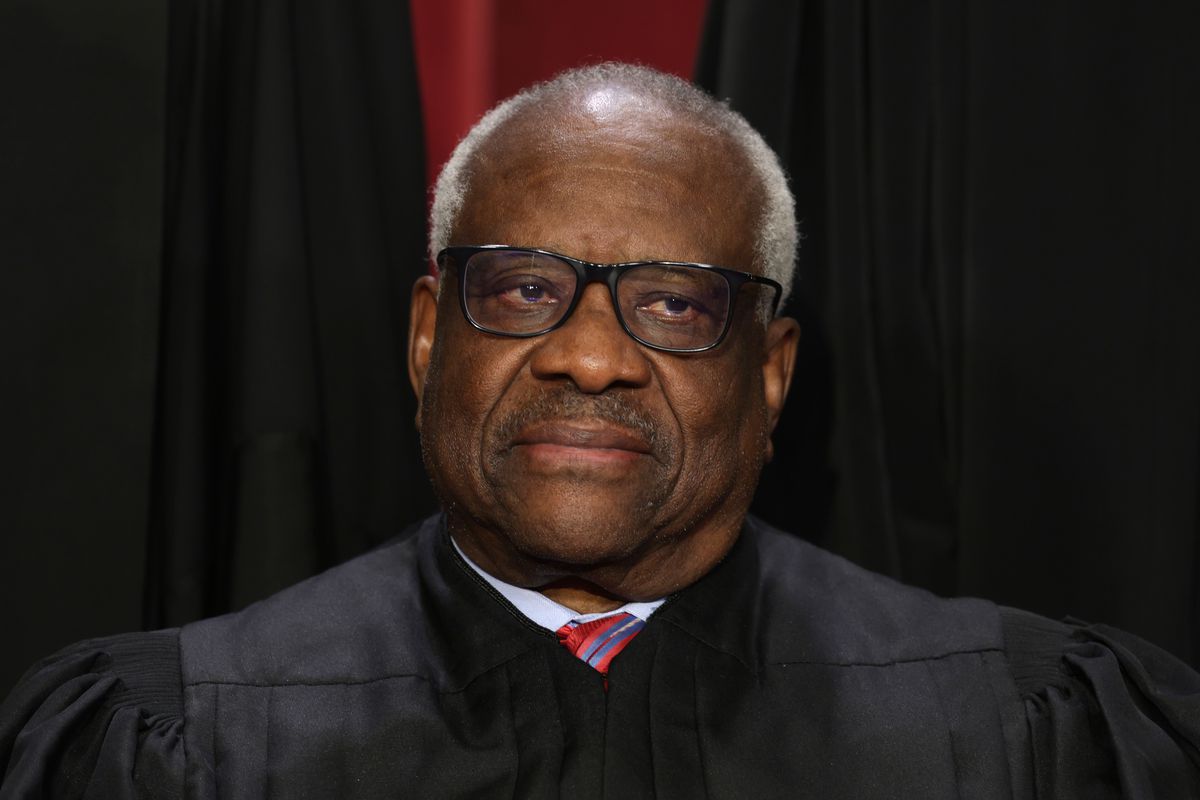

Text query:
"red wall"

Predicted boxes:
[[410, 0, 709, 189]]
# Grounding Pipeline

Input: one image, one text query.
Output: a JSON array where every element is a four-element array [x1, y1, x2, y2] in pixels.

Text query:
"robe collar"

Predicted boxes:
[[422, 514, 766, 685]]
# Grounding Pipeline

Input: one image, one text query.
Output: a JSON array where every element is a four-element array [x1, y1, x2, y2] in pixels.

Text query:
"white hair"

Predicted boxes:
[[428, 63, 798, 314]]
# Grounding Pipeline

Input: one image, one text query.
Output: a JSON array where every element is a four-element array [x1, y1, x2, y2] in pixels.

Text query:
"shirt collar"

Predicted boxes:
[[451, 537, 666, 632]]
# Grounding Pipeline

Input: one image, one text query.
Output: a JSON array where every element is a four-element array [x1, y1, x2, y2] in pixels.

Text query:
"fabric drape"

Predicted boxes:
[[145, 0, 434, 627], [5, 514, 1198, 796], [0, 0, 165, 695], [698, 0, 1200, 665]]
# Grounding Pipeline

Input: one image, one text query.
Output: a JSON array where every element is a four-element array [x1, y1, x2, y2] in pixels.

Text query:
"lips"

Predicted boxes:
[[511, 421, 653, 455]]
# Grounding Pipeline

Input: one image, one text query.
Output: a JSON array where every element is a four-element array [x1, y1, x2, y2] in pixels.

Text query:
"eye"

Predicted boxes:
[[462, 253, 575, 332], [478, 273, 567, 310], [635, 293, 709, 322], [494, 277, 559, 306], [514, 283, 550, 303], [660, 296, 692, 315]]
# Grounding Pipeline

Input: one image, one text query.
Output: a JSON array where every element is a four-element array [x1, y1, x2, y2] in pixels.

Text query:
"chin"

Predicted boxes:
[[485, 470, 670, 565], [506, 510, 654, 567]]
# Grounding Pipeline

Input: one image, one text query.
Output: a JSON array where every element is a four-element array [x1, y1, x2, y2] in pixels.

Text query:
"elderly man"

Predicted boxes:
[[2, 64, 1197, 798]]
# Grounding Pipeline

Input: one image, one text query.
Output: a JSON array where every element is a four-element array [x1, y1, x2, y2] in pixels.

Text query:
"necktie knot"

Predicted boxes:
[[556, 611, 645, 676]]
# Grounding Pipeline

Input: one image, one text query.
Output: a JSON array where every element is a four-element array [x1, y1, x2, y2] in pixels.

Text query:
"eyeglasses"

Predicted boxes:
[[436, 245, 782, 353]]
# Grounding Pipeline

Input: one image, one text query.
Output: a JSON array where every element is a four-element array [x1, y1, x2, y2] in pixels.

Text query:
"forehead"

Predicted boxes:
[[451, 99, 763, 272]]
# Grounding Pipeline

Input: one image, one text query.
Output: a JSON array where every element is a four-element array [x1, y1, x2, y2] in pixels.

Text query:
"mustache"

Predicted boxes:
[[494, 387, 661, 451]]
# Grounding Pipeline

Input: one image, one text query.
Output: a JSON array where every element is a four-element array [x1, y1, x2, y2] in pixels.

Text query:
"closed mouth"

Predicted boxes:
[[510, 421, 653, 455]]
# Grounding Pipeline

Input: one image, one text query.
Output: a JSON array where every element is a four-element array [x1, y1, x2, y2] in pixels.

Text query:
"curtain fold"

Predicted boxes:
[[699, 0, 1200, 665], [0, 0, 166, 694], [146, 0, 432, 627]]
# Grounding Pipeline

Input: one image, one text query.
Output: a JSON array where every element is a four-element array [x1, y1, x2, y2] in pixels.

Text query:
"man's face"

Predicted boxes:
[[409, 101, 797, 599]]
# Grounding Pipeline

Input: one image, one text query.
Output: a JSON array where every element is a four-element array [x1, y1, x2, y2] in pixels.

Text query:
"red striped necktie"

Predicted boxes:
[[556, 612, 645, 678]]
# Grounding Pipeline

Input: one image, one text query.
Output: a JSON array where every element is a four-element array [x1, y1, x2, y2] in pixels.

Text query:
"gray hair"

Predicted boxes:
[[428, 63, 797, 312]]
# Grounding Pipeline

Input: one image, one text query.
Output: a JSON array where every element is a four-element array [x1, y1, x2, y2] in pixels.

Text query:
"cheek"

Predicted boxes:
[[422, 329, 527, 473], [665, 356, 769, 479]]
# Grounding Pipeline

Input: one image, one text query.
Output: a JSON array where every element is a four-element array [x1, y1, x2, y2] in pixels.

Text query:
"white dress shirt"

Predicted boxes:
[[452, 537, 665, 632]]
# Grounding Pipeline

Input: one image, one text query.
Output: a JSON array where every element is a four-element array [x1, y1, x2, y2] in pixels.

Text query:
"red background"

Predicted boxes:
[[410, 0, 709, 189]]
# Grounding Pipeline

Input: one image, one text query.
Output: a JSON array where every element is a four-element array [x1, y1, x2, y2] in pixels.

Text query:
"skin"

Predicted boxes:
[[408, 86, 799, 613]]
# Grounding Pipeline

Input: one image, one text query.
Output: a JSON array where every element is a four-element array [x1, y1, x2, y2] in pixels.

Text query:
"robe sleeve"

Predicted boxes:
[[1001, 608, 1200, 799], [0, 630, 185, 799]]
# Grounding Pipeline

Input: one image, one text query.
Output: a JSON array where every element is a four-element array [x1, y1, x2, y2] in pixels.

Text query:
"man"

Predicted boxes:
[[1, 63, 1197, 798]]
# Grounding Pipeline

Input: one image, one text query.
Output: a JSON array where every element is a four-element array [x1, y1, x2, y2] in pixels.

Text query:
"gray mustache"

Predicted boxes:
[[495, 388, 661, 450]]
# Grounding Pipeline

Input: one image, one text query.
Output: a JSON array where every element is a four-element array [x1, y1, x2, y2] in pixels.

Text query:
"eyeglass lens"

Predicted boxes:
[[461, 249, 732, 350]]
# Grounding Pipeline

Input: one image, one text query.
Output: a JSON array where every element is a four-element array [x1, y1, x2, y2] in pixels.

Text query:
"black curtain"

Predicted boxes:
[[144, 0, 434, 627], [0, 0, 165, 695], [699, 0, 1200, 665], [1, 0, 431, 693]]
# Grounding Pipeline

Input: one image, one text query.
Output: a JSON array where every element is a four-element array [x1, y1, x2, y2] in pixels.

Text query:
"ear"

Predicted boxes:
[[407, 274, 441, 430], [760, 316, 800, 462]]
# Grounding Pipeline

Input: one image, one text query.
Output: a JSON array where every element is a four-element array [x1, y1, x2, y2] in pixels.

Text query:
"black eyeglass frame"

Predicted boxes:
[[436, 245, 783, 353]]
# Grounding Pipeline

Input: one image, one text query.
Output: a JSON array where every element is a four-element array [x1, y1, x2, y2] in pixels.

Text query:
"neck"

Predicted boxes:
[[448, 512, 744, 612], [537, 578, 627, 614]]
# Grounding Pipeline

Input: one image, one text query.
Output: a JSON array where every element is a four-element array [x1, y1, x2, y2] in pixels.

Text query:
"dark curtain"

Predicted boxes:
[[144, 0, 433, 627], [0, 0, 165, 695], [698, 0, 1200, 665]]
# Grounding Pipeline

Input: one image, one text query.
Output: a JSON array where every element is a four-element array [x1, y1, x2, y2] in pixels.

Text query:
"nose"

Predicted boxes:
[[528, 283, 653, 393]]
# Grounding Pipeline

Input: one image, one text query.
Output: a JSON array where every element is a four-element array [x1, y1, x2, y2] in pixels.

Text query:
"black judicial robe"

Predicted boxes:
[[2, 515, 1198, 798]]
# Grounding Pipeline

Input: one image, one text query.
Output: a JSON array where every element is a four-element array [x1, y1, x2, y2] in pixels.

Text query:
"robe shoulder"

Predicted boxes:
[[180, 515, 444, 688], [741, 515, 1006, 665], [740, 517, 1200, 796], [999, 606, 1200, 797], [0, 629, 184, 798], [0, 516, 440, 798]]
